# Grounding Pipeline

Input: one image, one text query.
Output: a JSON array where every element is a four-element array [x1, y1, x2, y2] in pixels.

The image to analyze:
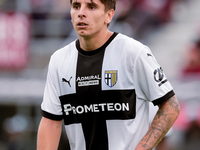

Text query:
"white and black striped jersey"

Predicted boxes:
[[41, 32, 175, 150]]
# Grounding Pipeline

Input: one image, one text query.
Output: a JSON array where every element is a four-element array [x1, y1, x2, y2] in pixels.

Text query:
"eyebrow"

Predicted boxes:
[[71, 0, 99, 6], [71, 1, 80, 5], [88, 2, 99, 8]]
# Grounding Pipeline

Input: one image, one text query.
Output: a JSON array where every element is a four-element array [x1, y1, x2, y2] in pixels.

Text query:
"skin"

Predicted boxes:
[[37, 0, 180, 149], [37, 117, 62, 150], [70, 0, 114, 51], [135, 95, 180, 150]]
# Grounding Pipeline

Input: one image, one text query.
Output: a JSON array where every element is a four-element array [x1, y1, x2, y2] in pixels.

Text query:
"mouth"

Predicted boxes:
[[77, 22, 88, 27]]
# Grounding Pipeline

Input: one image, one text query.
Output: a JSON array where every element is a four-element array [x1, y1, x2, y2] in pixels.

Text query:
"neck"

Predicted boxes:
[[78, 30, 113, 51]]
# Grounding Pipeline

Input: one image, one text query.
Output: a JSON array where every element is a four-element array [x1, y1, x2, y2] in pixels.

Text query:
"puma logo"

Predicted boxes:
[[62, 77, 72, 87], [147, 53, 152, 57]]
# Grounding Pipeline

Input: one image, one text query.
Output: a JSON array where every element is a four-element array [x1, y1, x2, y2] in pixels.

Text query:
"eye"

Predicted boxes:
[[72, 3, 80, 9], [89, 6, 96, 10], [74, 5, 80, 9], [88, 4, 97, 10]]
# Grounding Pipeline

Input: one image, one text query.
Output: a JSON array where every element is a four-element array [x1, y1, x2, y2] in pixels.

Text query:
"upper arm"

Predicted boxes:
[[158, 95, 180, 115], [40, 117, 63, 126], [136, 95, 180, 149], [154, 95, 180, 133], [37, 117, 63, 150]]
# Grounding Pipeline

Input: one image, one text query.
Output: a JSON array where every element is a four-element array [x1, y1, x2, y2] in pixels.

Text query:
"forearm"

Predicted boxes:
[[37, 117, 62, 150], [136, 95, 180, 150]]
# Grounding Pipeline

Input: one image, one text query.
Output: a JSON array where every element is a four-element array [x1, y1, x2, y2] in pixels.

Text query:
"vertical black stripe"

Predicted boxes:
[[76, 47, 108, 150], [74, 34, 118, 150]]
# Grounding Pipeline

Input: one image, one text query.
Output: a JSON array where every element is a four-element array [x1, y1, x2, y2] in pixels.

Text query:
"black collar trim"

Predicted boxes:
[[76, 32, 118, 56]]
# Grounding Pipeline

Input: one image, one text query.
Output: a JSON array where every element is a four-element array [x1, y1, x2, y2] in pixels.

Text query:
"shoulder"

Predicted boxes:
[[113, 33, 148, 54], [50, 40, 77, 62], [47, 40, 77, 71], [115, 33, 145, 48], [110, 33, 150, 59]]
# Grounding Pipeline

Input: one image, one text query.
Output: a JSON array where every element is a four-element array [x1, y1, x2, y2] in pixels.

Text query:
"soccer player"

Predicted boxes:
[[37, 0, 180, 150]]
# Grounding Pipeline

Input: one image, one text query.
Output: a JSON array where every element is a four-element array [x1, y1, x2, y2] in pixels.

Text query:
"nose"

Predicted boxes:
[[78, 7, 86, 18], [78, 14, 86, 18]]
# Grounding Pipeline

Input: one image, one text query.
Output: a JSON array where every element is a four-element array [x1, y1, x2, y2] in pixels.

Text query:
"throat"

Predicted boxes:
[[79, 31, 113, 51]]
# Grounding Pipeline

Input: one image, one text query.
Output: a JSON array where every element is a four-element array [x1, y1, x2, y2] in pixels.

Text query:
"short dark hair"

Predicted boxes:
[[70, 0, 117, 11]]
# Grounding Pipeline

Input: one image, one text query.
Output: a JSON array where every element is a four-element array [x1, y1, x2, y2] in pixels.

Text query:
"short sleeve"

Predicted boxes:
[[41, 55, 63, 120], [133, 47, 174, 105]]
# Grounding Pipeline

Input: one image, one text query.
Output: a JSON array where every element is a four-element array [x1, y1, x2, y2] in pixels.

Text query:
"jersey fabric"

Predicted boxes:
[[41, 32, 175, 150]]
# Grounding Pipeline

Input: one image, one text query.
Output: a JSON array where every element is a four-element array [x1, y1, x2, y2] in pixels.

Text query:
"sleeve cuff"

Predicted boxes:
[[152, 90, 175, 106], [41, 109, 63, 121]]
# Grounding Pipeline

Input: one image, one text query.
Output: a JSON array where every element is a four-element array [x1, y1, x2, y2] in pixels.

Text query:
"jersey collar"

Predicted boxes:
[[76, 32, 118, 56]]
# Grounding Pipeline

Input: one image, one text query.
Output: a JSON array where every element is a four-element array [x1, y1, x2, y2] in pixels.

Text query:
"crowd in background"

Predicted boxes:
[[1, 0, 200, 150], [182, 33, 200, 76], [0, 0, 184, 39]]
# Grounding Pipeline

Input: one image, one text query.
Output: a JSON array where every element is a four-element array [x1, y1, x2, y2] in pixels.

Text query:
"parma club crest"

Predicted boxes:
[[105, 70, 118, 87]]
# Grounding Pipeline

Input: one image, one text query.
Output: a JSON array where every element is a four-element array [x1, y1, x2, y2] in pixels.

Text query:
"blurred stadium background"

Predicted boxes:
[[0, 0, 200, 150]]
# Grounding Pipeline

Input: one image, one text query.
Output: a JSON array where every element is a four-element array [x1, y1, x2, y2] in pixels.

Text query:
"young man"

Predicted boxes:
[[37, 0, 180, 150]]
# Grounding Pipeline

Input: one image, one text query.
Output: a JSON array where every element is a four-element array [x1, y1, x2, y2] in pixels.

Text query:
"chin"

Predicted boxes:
[[77, 31, 91, 38]]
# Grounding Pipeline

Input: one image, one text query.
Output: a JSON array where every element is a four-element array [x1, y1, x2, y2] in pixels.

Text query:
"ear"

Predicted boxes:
[[105, 9, 115, 25]]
